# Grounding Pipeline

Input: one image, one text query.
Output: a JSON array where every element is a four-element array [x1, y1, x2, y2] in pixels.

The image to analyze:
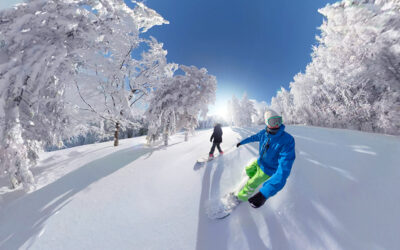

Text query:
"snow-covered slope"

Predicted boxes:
[[1, 126, 399, 250]]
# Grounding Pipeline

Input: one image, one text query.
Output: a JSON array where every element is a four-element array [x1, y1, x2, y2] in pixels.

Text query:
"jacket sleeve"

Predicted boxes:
[[260, 137, 296, 199], [210, 132, 214, 142], [240, 129, 264, 145]]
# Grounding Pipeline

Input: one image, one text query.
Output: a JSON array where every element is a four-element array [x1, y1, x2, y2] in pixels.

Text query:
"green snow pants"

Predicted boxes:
[[237, 160, 270, 202]]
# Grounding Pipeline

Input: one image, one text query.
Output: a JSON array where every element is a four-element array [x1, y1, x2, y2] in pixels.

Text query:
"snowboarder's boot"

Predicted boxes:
[[231, 193, 241, 205], [220, 151, 224, 155], [209, 153, 214, 158]]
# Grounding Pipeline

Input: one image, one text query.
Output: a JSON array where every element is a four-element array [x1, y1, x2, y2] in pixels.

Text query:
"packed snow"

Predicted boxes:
[[1, 125, 399, 250]]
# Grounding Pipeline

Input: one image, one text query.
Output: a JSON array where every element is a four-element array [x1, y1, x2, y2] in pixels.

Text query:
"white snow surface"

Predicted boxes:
[[1, 126, 400, 250]]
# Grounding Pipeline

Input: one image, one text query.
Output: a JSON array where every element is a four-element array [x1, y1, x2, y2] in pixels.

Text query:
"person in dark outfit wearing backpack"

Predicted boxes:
[[209, 123, 223, 158]]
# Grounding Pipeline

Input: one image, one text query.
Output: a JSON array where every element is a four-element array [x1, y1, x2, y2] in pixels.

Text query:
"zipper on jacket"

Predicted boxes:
[[261, 134, 271, 158]]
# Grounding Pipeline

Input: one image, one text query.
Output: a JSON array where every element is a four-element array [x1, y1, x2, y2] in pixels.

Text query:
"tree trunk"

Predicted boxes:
[[2, 104, 34, 190], [10, 173, 20, 189], [163, 131, 168, 146], [184, 129, 189, 141], [114, 122, 119, 147], [127, 128, 134, 138]]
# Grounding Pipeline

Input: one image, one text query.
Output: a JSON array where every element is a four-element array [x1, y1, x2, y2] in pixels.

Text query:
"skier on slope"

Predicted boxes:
[[235, 109, 296, 208], [209, 123, 224, 158]]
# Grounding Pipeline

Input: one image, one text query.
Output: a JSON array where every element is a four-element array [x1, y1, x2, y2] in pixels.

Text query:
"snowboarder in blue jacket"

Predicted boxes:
[[236, 109, 296, 208]]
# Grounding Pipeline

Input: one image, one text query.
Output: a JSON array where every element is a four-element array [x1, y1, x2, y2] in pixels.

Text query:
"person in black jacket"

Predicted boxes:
[[209, 123, 223, 158]]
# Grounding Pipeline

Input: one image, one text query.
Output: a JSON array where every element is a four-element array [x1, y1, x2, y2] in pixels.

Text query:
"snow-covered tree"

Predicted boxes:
[[228, 93, 257, 127], [251, 99, 268, 125], [146, 65, 216, 145], [239, 93, 257, 126], [0, 0, 168, 190], [270, 87, 294, 124], [270, 0, 400, 135], [72, 36, 176, 146], [197, 115, 228, 129], [227, 95, 241, 126], [175, 66, 216, 141]]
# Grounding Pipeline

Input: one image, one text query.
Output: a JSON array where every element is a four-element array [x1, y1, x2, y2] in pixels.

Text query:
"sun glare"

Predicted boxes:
[[215, 105, 229, 121]]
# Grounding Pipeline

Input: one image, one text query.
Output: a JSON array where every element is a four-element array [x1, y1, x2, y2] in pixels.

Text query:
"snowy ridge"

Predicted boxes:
[[0, 126, 399, 249]]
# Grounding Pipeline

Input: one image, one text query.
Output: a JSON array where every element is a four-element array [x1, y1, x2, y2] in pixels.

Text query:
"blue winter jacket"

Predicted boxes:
[[239, 125, 296, 200]]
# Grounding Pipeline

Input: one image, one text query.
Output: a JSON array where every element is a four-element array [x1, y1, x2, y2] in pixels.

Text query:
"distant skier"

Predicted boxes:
[[209, 123, 223, 158], [235, 109, 296, 208]]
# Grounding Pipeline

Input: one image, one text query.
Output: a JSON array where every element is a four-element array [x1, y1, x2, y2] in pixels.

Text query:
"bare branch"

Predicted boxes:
[[130, 92, 146, 107], [74, 80, 116, 123]]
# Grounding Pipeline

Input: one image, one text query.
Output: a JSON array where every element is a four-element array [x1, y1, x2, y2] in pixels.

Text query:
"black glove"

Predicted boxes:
[[236, 142, 241, 148], [248, 192, 267, 208]]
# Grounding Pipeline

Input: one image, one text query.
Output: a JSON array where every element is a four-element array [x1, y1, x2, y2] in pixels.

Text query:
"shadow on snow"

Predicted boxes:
[[0, 144, 167, 249]]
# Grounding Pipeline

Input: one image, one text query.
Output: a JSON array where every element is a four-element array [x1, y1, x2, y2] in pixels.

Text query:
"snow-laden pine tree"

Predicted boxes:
[[270, 0, 400, 135], [227, 94, 257, 127], [0, 0, 168, 190], [239, 93, 257, 126], [227, 95, 241, 126], [146, 66, 216, 145], [251, 99, 268, 125], [270, 87, 294, 124]]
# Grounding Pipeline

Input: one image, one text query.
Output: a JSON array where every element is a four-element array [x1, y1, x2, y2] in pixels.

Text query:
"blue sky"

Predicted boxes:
[[1, 0, 337, 116], [0, 0, 23, 10], [126, 0, 337, 115]]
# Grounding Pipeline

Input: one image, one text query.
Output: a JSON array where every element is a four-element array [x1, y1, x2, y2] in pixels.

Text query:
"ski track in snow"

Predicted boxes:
[[0, 126, 399, 250]]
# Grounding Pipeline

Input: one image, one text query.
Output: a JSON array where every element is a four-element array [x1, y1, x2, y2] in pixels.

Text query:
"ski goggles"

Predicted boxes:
[[266, 116, 282, 128]]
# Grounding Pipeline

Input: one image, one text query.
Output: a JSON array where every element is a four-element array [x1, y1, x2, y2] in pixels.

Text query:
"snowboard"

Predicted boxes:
[[206, 192, 242, 219], [196, 146, 236, 163], [206, 176, 249, 219], [196, 153, 222, 163]]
